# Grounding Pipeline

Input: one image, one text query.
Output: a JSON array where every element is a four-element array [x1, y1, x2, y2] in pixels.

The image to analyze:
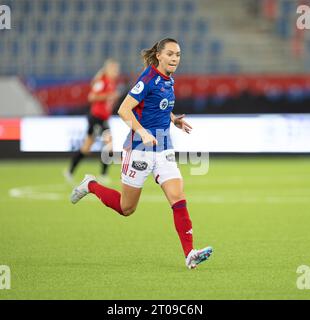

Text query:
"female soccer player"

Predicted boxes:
[[65, 59, 120, 184], [70, 39, 213, 269]]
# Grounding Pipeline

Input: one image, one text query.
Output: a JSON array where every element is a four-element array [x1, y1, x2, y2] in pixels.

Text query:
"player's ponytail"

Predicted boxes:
[[141, 38, 178, 68]]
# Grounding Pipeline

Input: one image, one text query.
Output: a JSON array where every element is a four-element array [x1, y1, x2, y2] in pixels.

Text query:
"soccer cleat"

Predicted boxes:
[[185, 246, 213, 269], [70, 174, 96, 204]]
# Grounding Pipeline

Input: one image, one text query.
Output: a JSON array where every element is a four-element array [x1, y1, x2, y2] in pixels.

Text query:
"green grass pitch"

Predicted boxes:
[[0, 156, 310, 300]]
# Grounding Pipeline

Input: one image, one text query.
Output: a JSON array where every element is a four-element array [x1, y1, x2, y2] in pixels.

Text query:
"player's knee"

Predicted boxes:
[[170, 192, 186, 205], [122, 206, 136, 216]]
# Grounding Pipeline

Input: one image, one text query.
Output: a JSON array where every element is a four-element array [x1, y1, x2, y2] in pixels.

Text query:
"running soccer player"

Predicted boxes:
[[70, 39, 213, 269], [64, 59, 120, 184]]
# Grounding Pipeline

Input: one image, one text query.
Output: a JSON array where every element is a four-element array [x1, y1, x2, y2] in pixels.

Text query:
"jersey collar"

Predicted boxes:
[[151, 65, 171, 80]]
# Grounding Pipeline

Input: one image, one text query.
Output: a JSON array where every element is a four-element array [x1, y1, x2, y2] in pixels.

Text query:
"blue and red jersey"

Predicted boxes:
[[124, 65, 175, 151]]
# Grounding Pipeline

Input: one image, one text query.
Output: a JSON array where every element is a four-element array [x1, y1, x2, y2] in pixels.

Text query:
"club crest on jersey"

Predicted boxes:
[[159, 98, 169, 110], [131, 81, 144, 94]]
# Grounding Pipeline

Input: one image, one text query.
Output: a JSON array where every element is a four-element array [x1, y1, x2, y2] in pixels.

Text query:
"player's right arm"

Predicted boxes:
[[118, 95, 158, 146]]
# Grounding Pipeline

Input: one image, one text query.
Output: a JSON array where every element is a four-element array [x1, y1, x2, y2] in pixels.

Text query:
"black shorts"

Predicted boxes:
[[87, 114, 110, 136]]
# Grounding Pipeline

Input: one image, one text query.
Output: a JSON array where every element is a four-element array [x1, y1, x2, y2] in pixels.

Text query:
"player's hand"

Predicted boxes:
[[174, 114, 192, 134], [140, 131, 158, 146]]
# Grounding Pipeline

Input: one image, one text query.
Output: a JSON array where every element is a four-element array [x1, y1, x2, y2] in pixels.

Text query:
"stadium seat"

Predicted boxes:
[[57, 0, 69, 14], [40, 0, 51, 15], [209, 40, 223, 57], [66, 40, 76, 56], [22, 0, 33, 14], [178, 19, 191, 33], [100, 41, 114, 57], [183, 1, 196, 14], [75, 0, 86, 13], [29, 40, 39, 57], [128, 0, 142, 14], [48, 39, 59, 57], [84, 41, 94, 56], [195, 19, 208, 34], [35, 20, 46, 34], [11, 41, 20, 57], [110, 0, 122, 14]]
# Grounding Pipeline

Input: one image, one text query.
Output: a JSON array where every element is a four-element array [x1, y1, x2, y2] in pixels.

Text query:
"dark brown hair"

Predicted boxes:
[[141, 38, 179, 68]]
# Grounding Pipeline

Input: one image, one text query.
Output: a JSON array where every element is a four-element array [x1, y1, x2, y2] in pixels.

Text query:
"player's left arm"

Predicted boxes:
[[171, 112, 192, 134]]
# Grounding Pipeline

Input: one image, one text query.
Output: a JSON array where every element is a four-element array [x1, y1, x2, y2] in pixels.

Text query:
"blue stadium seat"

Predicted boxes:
[[123, 19, 137, 34], [110, 0, 122, 14], [101, 41, 114, 57], [147, 0, 159, 14], [11, 41, 20, 57], [183, 1, 195, 14], [142, 19, 154, 33], [66, 41, 76, 56], [54, 20, 64, 34], [84, 41, 94, 56], [226, 61, 240, 74], [137, 39, 149, 51], [35, 20, 46, 34], [75, 0, 86, 13], [281, 0, 293, 15], [57, 0, 69, 14], [48, 39, 59, 57], [30, 40, 39, 57], [128, 0, 141, 14], [165, 0, 175, 12], [209, 40, 223, 57], [160, 18, 173, 33], [192, 40, 205, 55], [119, 40, 132, 53], [93, 0, 106, 13], [105, 19, 118, 34], [276, 17, 291, 38], [22, 0, 33, 14], [41, 0, 51, 15], [17, 20, 27, 34], [179, 19, 191, 33], [195, 19, 208, 34], [71, 20, 82, 33], [90, 20, 100, 33]]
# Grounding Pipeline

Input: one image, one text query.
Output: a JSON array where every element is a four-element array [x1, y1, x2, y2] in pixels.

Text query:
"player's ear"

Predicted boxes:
[[156, 52, 161, 61]]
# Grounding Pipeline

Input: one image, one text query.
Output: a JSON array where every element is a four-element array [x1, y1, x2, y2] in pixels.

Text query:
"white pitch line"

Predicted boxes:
[[7, 184, 310, 204]]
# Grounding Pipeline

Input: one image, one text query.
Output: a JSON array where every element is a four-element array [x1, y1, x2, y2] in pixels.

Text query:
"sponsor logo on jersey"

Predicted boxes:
[[155, 76, 161, 85], [132, 160, 148, 171], [131, 81, 144, 94], [166, 153, 176, 162], [93, 80, 105, 92], [159, 98, 169, 110]]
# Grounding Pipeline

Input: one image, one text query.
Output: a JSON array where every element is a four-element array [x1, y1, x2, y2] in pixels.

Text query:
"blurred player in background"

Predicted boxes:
[[64, 59, 120, 184], [70, 39, 213, 269]]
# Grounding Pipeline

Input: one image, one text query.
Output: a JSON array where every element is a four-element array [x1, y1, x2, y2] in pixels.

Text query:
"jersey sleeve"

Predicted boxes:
[[128, 76, 151, 103]]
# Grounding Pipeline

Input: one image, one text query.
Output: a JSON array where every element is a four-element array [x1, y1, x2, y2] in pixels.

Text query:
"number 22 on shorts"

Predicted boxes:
[[128, 170, 136, 178]]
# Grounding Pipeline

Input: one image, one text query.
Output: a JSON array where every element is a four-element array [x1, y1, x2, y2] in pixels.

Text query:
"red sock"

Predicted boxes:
[[88, 181, 123, 215], [172, 200, 193, 257]]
